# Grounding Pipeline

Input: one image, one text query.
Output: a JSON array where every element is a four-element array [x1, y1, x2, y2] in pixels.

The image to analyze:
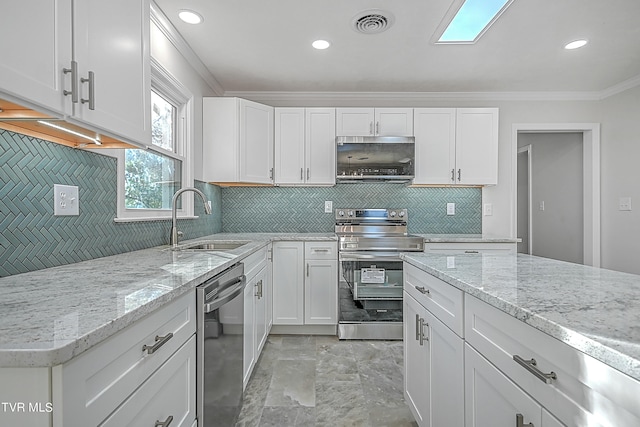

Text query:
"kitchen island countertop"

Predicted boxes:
[[401, 252, 640, 382], [0, 233, 336, 367]]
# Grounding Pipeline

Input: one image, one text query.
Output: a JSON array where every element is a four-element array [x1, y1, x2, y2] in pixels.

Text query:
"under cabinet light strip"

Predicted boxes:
[[37, 120, 102, 145]]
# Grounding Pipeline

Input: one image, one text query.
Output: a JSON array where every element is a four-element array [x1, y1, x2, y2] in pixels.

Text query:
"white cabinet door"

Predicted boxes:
[[304, 260, 337, 324], [336, 108, 374, 136], [465, 343, 541, 427], [542, 409, 565, 427], [375, 108, 414, 136], [243, 277, 256, 387], [272, 242, 304, 325], [71, 0, 150, 146], [274, 108, 305, 184], [404, 294, 431, 426], [305, 108, 336, 185], [404, 292, 464, 427], [254, 267, 269, 356], [0, 0, 72, 115], [455, 108, 498, 185], [413, 108, 456, 184], [239, 99, 274, 184]]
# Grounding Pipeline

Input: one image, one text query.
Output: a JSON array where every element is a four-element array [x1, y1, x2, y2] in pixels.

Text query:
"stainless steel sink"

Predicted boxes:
[[177, 240, 250, 251]]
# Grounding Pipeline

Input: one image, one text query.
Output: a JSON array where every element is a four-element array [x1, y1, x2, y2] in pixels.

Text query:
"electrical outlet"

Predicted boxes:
[[54, 184, 79, 216], [207, 200, 212, 210], [324, 201, 333, 213], [539, 201, 545, 211], [447, 203, 455, 215], [483, 203, 493, 216], [619, 197, 632, 211]]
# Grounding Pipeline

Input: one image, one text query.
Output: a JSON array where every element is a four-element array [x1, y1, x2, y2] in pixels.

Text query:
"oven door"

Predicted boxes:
[[339, 252, 403, 300]]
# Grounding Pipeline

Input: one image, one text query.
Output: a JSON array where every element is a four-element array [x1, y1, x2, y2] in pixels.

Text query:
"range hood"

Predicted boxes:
[[0, 98, 137, 149], [336, 136, 415, 183]]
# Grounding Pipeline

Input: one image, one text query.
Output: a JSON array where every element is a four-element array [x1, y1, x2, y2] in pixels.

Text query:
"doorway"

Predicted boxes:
[[517, 134, 584, 264], [511, 123, 600, 267]]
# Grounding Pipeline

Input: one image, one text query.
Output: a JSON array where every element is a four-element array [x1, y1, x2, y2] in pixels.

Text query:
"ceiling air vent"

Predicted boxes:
[[351, 10, 395, 34]]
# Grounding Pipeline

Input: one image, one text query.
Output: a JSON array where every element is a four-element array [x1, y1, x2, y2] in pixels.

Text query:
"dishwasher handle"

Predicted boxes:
[[204, 275, 246, 313]]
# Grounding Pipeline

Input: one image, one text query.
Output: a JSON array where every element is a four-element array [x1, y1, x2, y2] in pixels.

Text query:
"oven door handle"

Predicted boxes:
[[339, 253, 401, 261]]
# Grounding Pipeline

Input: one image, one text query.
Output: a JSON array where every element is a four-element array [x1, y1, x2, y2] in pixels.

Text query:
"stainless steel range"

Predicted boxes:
[[336, 208, 424, 340]]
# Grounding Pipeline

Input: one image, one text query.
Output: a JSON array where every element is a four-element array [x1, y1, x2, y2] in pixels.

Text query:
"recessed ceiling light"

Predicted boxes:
[[564, 39, 588, 50], [178, 9, 203, 25], [312, 40, 331, 50]]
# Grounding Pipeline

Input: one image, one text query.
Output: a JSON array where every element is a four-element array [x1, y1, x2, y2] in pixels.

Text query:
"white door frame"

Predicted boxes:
[[511, 123, 600, 267], [517, 145, 533, 255]]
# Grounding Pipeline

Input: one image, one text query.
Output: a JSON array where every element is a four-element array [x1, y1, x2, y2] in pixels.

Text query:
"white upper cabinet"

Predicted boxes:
[[413, 108, 498, 185], [0, 0, 151, 147], [274, 108, 335, 185], [0, 0, 73, 115], [203, 97, 274, 184], [70, 0, 151, 146], [336, 108, 413, 136]]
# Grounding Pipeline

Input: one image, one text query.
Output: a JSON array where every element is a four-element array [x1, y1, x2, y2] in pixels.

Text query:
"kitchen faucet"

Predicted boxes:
[[170, 187, 212, 249]]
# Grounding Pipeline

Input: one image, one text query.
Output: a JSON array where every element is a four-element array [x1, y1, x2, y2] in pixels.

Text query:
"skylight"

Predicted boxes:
[[438, 0, 513, 43]]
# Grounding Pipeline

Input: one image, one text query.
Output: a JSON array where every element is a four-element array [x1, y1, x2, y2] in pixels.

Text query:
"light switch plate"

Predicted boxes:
[[447, 203, 455, 215], [325, 201, 333, 213], [54, 184, 79, 216], [483, 203, 493, 216], [619, 197, 632, 211]]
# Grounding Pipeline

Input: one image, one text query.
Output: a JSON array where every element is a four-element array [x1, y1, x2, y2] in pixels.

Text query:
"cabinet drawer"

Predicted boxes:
[[304, 241, 337, 260], [403, 263, 464, 337], [465, 295, 640, 427], [244, 246, 268, 279], [57, 292, 196, 427], [101, 336, 196, 427]]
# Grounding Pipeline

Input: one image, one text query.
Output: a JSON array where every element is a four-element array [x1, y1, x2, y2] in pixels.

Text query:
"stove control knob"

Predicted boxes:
[[389, 211, 397, 217], [338, 210, 345, 217], [399, 211, 405, 218], [348, 210, 354, 217]]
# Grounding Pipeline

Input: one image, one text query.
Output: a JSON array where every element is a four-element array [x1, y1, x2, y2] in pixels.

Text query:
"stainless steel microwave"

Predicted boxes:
[[336, 136, 415, 182]]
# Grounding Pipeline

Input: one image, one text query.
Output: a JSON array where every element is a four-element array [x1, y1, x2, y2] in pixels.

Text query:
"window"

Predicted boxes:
[[116, 60, 194, 221]]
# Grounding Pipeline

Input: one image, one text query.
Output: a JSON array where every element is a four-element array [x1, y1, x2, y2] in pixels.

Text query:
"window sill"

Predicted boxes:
[[113, 215, 199, 223]]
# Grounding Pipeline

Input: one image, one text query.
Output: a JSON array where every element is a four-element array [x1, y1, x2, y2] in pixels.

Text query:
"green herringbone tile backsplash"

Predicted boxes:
[[221, 185, 481, 234], [0, 130, 221, 277]]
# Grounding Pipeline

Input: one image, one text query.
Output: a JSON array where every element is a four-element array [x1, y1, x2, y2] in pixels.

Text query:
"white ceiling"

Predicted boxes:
[[153, 0, 640, 95]]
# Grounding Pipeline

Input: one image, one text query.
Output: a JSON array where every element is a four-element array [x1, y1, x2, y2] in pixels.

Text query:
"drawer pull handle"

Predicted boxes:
[[513, 355, 557, 384], [155, 415, 173, 427], [313, 248, 330, 252], [415, 286, 430, 295], [464, 250, 479, 254], [516, 413, 534, 427], [142, 333, 174, 355]]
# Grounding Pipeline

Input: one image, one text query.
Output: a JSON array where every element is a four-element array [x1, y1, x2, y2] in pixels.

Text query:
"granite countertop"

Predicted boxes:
[[401, 252, 640, 382], [0, 233, 336, 367]]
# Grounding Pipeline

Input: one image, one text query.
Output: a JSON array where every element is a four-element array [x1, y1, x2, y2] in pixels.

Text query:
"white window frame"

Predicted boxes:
[[115, 58, 195, 222]]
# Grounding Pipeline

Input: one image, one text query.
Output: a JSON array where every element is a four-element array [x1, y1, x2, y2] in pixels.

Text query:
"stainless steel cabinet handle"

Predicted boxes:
[[415, 314, 421, 341], [255, 279, 263, 298], [142, 333, 174, 355], [516, 413, 534, 427], [419, 318, 428, 346], [415, 286, 430, 295], [80, 71, 95, 110], [457, 168, 461, 181], [300, 168, 304, 180], [63, 61, 78, 103], [306, 168, 310, 180], [513, 355, 557, 384], [451, 168, 455, 182], [376, 121, 379, 135], [369, 121, 373, 135], [306, 263, 309, 277], [269, 168, 274, 180], [155, 415, 173, 427], [464, 250, 479, 254], [313, 248, 330, 252]]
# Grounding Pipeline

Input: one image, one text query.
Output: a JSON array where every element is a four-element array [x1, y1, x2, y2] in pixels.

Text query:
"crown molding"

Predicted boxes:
[[150, 1, 224, 96], [597, 74, 640, 100]]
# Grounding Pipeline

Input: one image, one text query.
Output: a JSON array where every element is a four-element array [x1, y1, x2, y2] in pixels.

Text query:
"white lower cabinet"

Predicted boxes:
[[403, 292, 464, 427], [272, 241, 337, 326], [100, 336, 196, 427]]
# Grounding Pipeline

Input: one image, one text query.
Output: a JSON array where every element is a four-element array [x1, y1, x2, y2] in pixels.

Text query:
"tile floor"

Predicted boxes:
[[236, 335, 418, 427]]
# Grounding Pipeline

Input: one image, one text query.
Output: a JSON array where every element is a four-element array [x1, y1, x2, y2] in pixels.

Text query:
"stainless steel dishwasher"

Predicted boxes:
[[196, 263, 246, 427]]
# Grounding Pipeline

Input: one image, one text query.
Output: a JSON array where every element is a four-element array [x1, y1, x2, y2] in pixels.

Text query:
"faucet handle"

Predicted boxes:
[[177, 231, 184, 237]]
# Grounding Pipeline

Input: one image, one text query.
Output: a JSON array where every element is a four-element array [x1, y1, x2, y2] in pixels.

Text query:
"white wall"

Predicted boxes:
[[518, 133, 584, 264], [599, 85, 640, 274]]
